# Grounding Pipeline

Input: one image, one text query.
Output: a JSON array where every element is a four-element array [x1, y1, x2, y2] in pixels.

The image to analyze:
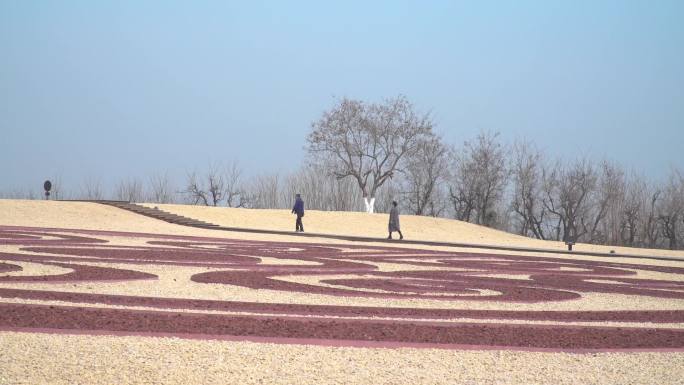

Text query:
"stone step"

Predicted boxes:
[[95, 201, 220, 228]]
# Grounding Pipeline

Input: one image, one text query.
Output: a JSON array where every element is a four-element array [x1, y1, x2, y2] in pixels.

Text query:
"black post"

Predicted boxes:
[[43, 180, 52, 200]]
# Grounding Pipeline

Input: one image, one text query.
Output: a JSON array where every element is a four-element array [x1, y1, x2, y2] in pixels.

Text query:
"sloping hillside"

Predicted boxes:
[[1, 199, 682, 258], [141, 203, 684, 258]]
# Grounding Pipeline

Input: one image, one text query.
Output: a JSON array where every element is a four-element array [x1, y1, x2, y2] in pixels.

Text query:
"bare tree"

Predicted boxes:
[[449, 158, 477, 222], [400, 133, 449, 216], [79, 177, 104, 200], [284, 164, 362, 212], [207, 171, 224, 207], [658, 169, 684, 249], [509, 141, 547, 238], [0, 187, 38, 200], [642, 187, 662, 248], [223, 161, 249, 208], [183, 171, 209, 205], [116, 177, 144, 202], [182, 165, 225, 206], [306, 95, 434, 213], [148, 172, 175, 203], [542, 159, 597, 242], [248, 172, 283, 209], [619, 175, 646, 247], [449, 132, 508, 227], [587, 161, 625, 244]]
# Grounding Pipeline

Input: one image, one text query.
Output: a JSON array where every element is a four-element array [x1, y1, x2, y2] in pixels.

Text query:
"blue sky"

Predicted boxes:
[[1, 0, 683, 192]]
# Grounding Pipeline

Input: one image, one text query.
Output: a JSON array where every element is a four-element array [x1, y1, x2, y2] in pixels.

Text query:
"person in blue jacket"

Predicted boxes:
[[292, 193, 305, 232]]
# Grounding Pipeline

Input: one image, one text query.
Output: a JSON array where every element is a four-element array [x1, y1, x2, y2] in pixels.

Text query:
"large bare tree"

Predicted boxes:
[[306, 95, 434, 213]]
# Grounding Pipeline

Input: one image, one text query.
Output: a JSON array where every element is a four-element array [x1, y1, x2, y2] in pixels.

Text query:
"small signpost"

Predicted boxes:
[[565, 239, 575, 251], [44, 180, 52, 200], [565, 224, 577, 251]]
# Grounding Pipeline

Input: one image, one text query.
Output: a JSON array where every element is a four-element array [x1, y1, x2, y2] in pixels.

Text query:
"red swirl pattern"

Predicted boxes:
[[1, 225, 683, 352]]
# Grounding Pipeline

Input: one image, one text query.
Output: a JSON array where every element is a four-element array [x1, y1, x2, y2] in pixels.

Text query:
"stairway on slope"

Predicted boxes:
[[101, 201, 220, 228]]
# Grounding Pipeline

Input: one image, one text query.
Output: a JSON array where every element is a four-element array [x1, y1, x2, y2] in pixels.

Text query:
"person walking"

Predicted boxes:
[[291, 193, 305, 232], [388, 200, 403, 240]]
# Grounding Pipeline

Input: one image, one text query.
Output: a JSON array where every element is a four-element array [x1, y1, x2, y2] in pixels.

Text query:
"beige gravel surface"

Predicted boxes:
[[142, 202, 684, 258], [3, 199, 684, 259], [1, 199, 683, 385], [1, 331, 683, 385]]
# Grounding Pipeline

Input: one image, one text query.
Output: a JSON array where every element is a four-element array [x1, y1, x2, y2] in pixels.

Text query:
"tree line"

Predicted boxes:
[[2, 95, 682, 250]]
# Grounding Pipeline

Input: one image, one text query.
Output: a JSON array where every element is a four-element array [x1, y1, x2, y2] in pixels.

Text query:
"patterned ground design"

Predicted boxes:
[[1, 225, 683, 351]]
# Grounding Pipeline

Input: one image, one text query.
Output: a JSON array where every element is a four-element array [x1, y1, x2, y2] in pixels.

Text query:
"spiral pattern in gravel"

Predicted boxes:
[[1, 225, 683, 352]]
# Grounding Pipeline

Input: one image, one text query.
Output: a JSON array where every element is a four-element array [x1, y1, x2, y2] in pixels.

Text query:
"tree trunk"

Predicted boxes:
[[364, 197, 376, 214]]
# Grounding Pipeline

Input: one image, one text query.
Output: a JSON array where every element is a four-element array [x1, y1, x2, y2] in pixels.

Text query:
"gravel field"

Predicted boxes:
[[1, 199, 683, 384], [141, 202, 684, 259], [2, 331, 684, 385]]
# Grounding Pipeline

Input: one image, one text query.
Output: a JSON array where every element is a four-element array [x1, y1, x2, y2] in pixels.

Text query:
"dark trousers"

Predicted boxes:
[[295, 215, 304, 232]]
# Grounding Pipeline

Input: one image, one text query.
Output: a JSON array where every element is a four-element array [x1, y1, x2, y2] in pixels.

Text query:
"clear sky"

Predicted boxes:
[[2, 0, 683, 192]]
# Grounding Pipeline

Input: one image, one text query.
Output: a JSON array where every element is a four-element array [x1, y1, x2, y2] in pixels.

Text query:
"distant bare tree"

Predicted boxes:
[[0, 187, 38, 200], [248, 173, 283, 209], [450, 132, 508, 227], [79, 177, 104, 200], [542, 159, 597, 242], [306, 95, 434, 213], [658, 169, 684, 249], [587, 161, 625, 244], [619, 175, 646, 247], [148, 172, 175, 203], [509, 141, 547, 239], [182, 165, 224, 206], [183, 171, 209, 205], [207, 171, 224, 207], [116, 177, 144, 202], [449, 160, 477, 222], [223, 161, 249, 208], [642, 187, 662, 248], [400, 133, 449, 216], [284, 165, 362, 212]]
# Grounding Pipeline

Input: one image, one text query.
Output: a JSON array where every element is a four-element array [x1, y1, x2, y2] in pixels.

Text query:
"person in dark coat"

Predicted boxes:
[[292, 193, 305, 232], [388, 200, 403, 240]]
